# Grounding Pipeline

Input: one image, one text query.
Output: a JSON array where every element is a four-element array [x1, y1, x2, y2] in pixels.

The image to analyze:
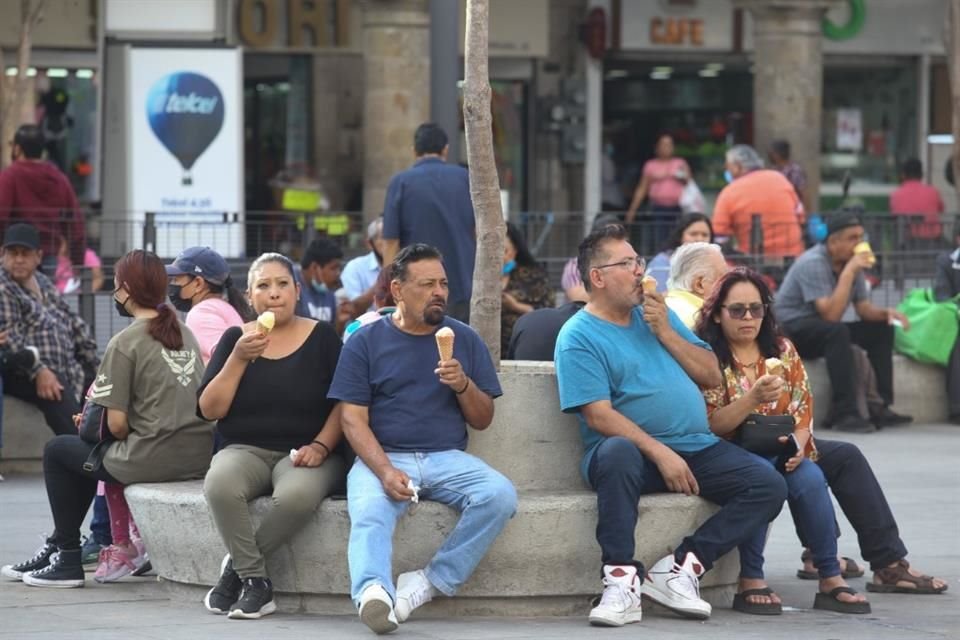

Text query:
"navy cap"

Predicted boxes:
[[2, 223, 40, 250], [165, 246, 230, 286]]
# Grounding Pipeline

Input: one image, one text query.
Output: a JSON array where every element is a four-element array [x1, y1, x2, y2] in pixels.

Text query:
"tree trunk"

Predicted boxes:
[[462, 0, 505, 365], [948, 0, 960, 204], [1, 0, 45, 168]]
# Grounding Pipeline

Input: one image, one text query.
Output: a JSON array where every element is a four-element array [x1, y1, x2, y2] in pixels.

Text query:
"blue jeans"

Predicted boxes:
[[89, 494, 112, 546], [738, 454, 840, 580], [587, 437, 787, 573], [347, 450, 517, 604]]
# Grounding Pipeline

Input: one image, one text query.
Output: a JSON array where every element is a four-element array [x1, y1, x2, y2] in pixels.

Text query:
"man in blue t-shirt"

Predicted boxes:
[[381, 123, 476, 323], [329, 243, 516, 634], [554, 225, 787, 627]]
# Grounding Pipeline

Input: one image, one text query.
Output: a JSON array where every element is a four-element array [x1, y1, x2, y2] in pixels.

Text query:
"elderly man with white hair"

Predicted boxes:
[[712, 144, 805, 258], [665, 242, 729, 329], [341, 216, 385, 314]]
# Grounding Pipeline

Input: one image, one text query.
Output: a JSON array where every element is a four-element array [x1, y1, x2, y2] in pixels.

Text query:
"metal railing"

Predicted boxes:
[[4, 209, 954, 351]]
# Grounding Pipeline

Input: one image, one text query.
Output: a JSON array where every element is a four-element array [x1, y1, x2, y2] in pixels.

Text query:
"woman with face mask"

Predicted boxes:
[[501, 223, 555, 356], [166, 246, 255, 365], [1, 250, 213, 588]]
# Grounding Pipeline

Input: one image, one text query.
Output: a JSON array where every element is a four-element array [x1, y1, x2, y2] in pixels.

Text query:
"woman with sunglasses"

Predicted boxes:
[[694, 267, 870, 615], [698, 268, 948, 607]]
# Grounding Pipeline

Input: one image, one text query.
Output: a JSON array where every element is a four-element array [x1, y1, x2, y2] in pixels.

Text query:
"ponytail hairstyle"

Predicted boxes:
[[114, 250, 184, 350], [208, 275, 256, 322]]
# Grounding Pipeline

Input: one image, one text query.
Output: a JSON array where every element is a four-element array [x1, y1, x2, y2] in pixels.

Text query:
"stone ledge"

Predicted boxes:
[[125, 481, 741, 614], [0, 395, 49, 473]]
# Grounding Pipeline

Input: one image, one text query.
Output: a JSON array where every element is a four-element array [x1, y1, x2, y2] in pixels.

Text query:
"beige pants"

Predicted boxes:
[[203, 444, 346, 579]]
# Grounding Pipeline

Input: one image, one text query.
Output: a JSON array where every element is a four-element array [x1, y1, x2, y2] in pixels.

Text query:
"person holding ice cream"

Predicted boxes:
[[197, 252, 347, 620], [329, 243, 516, 635], [774, 212, 911, 433]]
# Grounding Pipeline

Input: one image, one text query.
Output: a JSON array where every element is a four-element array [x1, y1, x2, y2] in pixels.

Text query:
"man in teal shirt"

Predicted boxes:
[[554, 224, 786, 627]]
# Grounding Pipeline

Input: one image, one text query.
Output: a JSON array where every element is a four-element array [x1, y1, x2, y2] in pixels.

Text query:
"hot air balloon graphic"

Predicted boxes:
[[146, 72, 224, 186]]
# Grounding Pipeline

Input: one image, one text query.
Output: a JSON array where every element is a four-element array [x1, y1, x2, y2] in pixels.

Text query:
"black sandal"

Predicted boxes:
[[732, 588, 783, 616], [797, 550, 865, 580], [813, 586, 871, 614]]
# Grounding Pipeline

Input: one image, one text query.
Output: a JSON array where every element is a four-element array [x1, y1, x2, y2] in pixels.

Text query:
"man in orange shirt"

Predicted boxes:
[[713, 145, 805, 257]]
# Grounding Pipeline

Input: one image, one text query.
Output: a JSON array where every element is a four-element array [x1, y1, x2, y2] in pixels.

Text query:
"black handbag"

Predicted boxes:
[[721, 369, 795, 457], [77, 401, 115, 473], [733, 414, 796, 457]]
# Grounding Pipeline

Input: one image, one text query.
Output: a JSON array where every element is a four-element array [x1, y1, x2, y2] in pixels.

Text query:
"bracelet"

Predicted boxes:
[[455, 378, 470, 395], [310, 440, 331, 456]]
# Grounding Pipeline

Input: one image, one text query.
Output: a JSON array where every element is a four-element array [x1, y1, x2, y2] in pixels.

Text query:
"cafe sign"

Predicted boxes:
[[620, 0, 735, 52]]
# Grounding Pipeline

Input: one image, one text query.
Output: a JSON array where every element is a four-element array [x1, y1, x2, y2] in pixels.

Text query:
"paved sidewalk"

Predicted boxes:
[[1, 424, 958, 639]]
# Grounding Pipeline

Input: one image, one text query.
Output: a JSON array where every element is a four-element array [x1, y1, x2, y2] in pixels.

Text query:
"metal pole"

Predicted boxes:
[[143, 212, 156, 254], [430, 0, 461, 164]]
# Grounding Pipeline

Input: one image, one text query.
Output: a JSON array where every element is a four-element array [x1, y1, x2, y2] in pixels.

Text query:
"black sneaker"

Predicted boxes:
[[227, 577, 277, 620], [832, 415, 876, 433], [204, 555, 242, 614], [871, 406, 913, 428], [22, 549, 84, 588], [1, 538, 57, 580]]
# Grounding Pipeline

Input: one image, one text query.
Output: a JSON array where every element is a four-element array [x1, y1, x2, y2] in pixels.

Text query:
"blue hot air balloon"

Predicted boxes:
[[146, 72, 225, 186]]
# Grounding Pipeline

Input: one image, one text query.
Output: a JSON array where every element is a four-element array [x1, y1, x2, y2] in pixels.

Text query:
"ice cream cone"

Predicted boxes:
[[256, 310, 276, 335], [642, 275, 657, 294], [436, 327, 455, 361], [854, 241, 876, 267], [764, 357, 784, 376]]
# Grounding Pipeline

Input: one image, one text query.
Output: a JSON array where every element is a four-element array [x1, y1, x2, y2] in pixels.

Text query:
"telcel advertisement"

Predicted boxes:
[[128, 48, 242, 256]]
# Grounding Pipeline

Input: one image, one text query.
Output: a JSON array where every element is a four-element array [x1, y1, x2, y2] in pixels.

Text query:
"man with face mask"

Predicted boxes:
[[165, 246, 253, 365], [0, 223, 98, 438], [329, 243, 516, 634], [0, 125, 85, 274], [295, 238, 344, 326]]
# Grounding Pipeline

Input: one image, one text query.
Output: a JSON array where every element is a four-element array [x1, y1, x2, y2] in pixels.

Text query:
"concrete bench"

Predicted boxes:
[[125, 361, 740, 617], [0, 395, 50, 474]]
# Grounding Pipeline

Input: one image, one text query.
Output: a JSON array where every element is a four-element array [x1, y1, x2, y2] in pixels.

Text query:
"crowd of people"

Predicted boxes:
[[0, 121, 955, 634]]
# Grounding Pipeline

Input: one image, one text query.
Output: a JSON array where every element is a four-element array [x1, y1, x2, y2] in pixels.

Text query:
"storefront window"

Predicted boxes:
[[821, 62, 918, 208], [8, 68, 99, 202]]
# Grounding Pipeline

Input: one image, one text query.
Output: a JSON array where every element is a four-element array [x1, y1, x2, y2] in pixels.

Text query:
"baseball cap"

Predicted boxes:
[[2, 223, 41, 250], [165, 246, 230, 286], [826, 211, 864, 237]]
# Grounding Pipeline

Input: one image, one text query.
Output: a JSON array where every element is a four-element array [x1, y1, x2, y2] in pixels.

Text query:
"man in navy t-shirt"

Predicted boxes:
[[329, 243, 516, 634], [381, 123, 476, 323], [554, 225, 787, 626]]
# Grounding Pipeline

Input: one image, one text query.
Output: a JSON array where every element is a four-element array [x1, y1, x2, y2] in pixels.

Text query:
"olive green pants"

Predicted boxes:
[[203, 444, 346, 579]]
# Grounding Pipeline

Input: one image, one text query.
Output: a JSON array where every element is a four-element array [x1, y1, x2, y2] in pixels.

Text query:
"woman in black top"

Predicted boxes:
[[198, 252, 346, 620]]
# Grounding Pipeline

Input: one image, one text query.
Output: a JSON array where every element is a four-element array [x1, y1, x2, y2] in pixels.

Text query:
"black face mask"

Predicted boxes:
[[167, 282, 195, 313], [114, 291, 133, 318]]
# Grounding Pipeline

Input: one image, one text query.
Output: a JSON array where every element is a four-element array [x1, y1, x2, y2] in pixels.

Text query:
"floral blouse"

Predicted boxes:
[[702, 338, 816, 455], [501, 264, 555, 355]]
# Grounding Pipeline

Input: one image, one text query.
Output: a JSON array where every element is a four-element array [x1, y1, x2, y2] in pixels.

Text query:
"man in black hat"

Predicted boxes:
[[773, 213, 911, 433], [0, 223, 98, 438]]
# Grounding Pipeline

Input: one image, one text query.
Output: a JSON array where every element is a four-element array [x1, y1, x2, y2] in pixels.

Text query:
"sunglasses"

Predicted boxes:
[[722, 303, 766, 320]]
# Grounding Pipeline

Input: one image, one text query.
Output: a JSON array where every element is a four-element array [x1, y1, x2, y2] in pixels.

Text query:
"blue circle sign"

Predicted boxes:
[[146, 72, 225, 185]]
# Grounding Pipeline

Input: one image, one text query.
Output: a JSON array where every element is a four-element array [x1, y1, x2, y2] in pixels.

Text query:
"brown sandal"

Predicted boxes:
[[797, 550, 864, 580], [866, 559, 948, 594]]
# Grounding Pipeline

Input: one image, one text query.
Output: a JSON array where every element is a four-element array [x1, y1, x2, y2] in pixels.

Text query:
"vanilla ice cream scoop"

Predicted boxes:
[[436, 327, 455, 361], [854, 241, 876, 267], [764, 357, 784, 376], [257, 311, 276, 334], [641, 275, 658, 294]]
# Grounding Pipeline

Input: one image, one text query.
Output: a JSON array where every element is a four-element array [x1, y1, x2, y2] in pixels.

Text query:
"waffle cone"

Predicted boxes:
[[436, 334, 454, 361]]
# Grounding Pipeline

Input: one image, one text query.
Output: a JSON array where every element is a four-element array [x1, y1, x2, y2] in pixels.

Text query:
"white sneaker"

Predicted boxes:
[[588, 564, 643, 627], [394, 570, 437, 622], [642, 551, 711, 619], [358, 583, 399, 634]]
